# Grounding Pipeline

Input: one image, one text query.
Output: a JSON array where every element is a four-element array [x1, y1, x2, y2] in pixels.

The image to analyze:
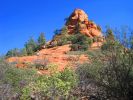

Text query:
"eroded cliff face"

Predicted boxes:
[[66, 9, 103, 38]]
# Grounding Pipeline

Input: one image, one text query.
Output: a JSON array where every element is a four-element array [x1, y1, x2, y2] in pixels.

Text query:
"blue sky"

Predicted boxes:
[[0, 0, 133, 54]]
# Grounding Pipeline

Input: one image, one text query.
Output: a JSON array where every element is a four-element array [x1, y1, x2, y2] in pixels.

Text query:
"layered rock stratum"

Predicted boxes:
[[66, 9, 103, 38]]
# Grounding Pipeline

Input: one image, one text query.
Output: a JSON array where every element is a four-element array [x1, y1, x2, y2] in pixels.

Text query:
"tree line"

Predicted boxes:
[[6, 33, 46, 58]]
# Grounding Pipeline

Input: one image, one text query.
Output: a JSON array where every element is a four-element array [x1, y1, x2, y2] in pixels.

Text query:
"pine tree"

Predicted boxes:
[[6, 48, 20, 57], [70, 33, 92, 51], [21, 48, 27, 56], [106, 28, 115, 41], [25, 37, 37, 55], [6, 50, 14, 58], [13, 48, 20, 56], [61, 26, 68, 34], [38, 33, 46, 49]]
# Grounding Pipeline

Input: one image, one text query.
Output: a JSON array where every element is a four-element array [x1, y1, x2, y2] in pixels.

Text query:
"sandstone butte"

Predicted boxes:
[[66, 9, 103, 38], [7, 9, 104, 74]]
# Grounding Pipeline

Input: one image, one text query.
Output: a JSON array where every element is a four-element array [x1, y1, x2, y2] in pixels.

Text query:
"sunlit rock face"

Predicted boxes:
[[66, 9, 103, 38]]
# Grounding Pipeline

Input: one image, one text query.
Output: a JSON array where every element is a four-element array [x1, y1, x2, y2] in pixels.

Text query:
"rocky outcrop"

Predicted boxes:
[[7, 9, 104, 75], [7, 44, 89, 74], [66, 9, 103, 38]]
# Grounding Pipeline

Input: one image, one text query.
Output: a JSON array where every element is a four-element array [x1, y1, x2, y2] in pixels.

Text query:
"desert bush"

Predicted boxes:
[[34, 58, 49, 70], [77, 62, 103, 82], [105, 28, 115, 41], [50, 41, 58, 47], [0, 58, 9, 81], [74, 61, 105, 100], [67, 55, 79, 62], [70, 44, 80, 51], [21, 67, 78, 99], [51, 26, 70, 47], [101, 40, 121, 52], [75, 30, 133, 99], [46, 63, 59, 74], [67, 51, 86, 55], [99, 45, 133, 100], [70, 33, 92, 51], [4, 67, 36, 92], [101, 27, 117, 52], [24, 62, 34, 69], [57, 36, 68, 46], [97, 25, 102, 31], [0, 58, 37, 100]]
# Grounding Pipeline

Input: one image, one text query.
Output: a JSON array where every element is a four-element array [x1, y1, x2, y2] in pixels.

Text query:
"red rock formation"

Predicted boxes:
[[66, 9, 103, 38], [7, 44, 89, 74], [7, 9, 104, 75]]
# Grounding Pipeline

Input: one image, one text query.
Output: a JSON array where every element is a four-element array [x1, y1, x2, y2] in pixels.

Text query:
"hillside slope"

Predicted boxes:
[[7, 9, 104, 74], [7, 42, 103, 74]]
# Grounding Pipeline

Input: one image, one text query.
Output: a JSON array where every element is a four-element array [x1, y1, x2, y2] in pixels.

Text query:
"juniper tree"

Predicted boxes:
[[38, 33, 46, 49], [25, 37, 37, 55]]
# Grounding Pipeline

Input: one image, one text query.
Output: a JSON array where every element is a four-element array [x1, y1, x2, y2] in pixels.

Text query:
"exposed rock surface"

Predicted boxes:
[[66, 9, 103, 38], [7, 42, 103, 75], [7, 44, 89, 74]]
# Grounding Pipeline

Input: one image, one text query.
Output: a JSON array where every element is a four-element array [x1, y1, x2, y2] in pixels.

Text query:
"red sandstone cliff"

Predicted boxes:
[[66, 9, 103, 38]]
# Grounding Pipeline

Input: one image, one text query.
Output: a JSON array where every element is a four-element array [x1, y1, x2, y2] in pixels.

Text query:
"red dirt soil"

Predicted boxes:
[[7, 42, 102, 74], [7, 44, 88, 74]]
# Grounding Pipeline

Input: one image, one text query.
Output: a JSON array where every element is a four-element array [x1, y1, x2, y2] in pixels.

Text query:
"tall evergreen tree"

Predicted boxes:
[[25, 37, 37, 55], [38, 33, 46, 49], [106, 28, 115, 41], [61, 26, 68, 34], [6, 50, 14, 58], [6, 48, 20, 57], [21, 48, 27, 56]]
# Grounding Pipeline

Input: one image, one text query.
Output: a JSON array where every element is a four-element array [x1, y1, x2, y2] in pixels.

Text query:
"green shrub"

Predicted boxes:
[[24, 37, 38, 56], [57, 36, 68, 46], [99, 46, 133, 100], [70, 44, 79, 51], [70, 33, 92, 51], [61, 26, 68, 35], [21, 48, 28, 56], [97, 25, 102, 31], [77, 62, 103, 81], [76, 32, 133, 99], [75, 61, 104, 100], [50, 41, 58, 47], [105, 27, 115, 41], [37, 33, 46, 50], [67, 51, 86, 55], [51, 26, 70, 47], [34, 58, 49, 70], [5, 67, 36, 91], [6, 48, 22, 58], [0, 58, 10, 82], [0, 58, 37, 99], [21, 68, 78, 99]]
